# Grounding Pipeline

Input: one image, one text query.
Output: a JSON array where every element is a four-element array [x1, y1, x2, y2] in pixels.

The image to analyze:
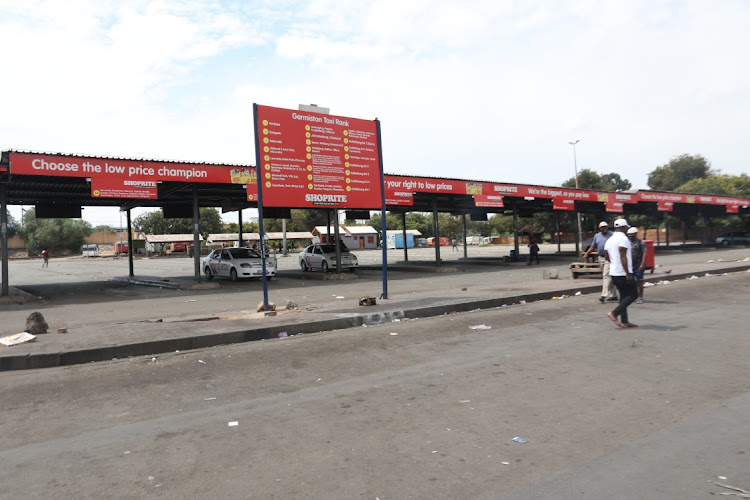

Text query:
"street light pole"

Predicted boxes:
[[569, 140, 583, 255]]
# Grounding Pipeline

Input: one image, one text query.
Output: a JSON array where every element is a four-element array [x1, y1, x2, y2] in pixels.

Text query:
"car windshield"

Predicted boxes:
[[319, 244, 337, 253], [229, 248, 261, 259]]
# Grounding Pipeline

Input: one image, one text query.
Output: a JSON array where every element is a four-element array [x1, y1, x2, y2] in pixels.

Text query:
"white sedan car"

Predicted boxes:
[[299, 243, 358, 272], [203, 247, 277, 281]]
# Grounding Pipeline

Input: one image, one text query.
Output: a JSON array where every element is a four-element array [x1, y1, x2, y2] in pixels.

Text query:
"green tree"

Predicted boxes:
[[4, 210, 19, 238], [18, 209, 92, 255], [647, 154, 713, 191], [562, 169, 632, 191], [224, 221, 259, 233], [133, 208, 224, 237], [405, 213, 433, 237], [676, 173, 750, 198], [368, 212, 403, 233], [277, 209, 331, 232]]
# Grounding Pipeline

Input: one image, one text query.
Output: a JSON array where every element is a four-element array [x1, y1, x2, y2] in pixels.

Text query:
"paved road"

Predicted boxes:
[[3, 245, 747, 334], [1, 270, 748, 498]]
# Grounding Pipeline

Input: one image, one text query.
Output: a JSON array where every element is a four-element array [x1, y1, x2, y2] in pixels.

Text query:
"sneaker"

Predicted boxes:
[[599, 296, 606, 303], [636, 298, 644, 304], [606, 297, 619, 302]]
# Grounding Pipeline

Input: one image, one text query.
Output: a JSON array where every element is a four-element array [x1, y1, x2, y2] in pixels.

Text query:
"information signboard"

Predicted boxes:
[[91, 178, 158, 199], [255, 105, 383, 208], [473, 195, 504, 208]]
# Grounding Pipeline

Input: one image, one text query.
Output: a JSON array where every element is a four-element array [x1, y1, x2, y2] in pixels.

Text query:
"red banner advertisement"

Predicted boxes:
[[553, 198, 575, 211], [473, 195, 504, 208], [91, 178, 158, 200], [726, 205, 739, 214], [657, 201, 674, 212], [255, 105, 383, 208], [8, 152, 252, 185], [606, 201, 624, 213]]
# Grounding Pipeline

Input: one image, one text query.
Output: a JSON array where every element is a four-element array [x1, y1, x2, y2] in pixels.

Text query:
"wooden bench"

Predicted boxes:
[[569, 262, 602, 279]]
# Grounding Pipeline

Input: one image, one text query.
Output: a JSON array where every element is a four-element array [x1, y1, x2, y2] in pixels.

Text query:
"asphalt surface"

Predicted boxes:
[[1, 245, 749, 370], [0, 262, 748, 498]]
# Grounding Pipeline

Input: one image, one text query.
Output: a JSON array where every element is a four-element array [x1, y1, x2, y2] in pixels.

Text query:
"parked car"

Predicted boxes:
[[715, 231, 750, 245], [203, 247, 276, 281], [299, 243, 358, 272]]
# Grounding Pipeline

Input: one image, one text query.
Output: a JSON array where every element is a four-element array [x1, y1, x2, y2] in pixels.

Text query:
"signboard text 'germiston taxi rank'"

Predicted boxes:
[[254, 105, 383, 209]]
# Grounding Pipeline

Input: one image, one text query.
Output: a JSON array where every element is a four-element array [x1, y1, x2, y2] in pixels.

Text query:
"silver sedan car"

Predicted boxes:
[[203, 247, 277, 281], [299, 243, 358, 272]]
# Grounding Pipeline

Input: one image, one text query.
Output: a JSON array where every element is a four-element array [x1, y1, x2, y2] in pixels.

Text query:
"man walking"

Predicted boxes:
[[627, 226, 647, 304], [604, 219, 639, 328], [583, 221, 617, 303], [42, 249, 49, 268]]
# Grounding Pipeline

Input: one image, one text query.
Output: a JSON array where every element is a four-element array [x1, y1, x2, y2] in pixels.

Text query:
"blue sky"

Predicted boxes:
[[2, 0, 748, 226]]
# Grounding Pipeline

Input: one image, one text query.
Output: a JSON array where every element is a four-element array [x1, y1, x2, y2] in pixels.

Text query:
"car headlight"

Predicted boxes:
[[240, 263, 252, 268]]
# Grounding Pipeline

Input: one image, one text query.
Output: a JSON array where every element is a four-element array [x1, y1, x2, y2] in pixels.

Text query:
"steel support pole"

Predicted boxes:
[[432, 195, 440, 267], [193, 184, 201, 283], [462, 213, 467, 259], [333, 209, 342, 273], [512, 200, 519, 260], [238, 209, 243, 247], [282, 218, 287, 256], [126, 209, 134, 277], [1, 184, 8, 296], [401, 212, 408, 262]]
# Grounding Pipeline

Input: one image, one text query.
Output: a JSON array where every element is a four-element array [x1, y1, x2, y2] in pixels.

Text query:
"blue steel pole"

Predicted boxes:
[[253, 104, 270, 311], [376, 119, 388, 299]]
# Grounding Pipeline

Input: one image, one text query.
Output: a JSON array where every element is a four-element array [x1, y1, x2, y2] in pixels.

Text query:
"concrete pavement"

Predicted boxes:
[[2, 245, 749, 370]]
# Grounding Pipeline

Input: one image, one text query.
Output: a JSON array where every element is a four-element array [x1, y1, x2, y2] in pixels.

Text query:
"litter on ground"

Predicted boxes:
[[0, 332, 36, 346], [469, 324, 491, 330]]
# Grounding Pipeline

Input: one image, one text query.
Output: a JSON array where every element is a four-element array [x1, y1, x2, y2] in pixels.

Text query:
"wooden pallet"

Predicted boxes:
[[569, 262, 602, 279]]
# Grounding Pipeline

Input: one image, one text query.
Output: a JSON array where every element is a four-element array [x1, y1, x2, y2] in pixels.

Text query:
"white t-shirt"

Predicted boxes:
[[604, 231, 632, 276]]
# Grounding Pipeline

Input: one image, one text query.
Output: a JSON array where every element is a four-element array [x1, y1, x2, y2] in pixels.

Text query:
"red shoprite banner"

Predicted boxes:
[[255, 105, 382, 208], [473, 195, 504, 208], [91, 178, 158, 200], [9, 152, 254, 186]]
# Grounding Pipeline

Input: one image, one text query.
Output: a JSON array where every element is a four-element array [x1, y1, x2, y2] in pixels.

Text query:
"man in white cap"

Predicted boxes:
[[582, 221, 617, 303], [627, 226, 647, 303], [604, 218, 639, 328]]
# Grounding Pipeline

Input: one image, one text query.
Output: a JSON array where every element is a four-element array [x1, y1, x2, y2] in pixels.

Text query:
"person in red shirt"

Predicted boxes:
[[42, 249, 49, 268]]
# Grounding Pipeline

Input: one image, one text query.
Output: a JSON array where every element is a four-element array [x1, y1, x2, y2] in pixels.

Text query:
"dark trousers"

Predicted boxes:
[[611, 275, 638, 323]]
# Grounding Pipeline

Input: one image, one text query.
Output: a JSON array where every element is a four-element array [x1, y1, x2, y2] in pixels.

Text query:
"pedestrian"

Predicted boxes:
[[42, 249, 49, 268], [583, 221, 617, 303], [604, 218, 639, 328], [627, 226, 647, 303], [527, 235, 540, 265], [452, 238, 458, 251]]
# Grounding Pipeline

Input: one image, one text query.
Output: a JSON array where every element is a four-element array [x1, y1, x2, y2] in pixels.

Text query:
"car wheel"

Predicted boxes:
[[300, 260, 309, 271], [230, 268, 238, 281], [721, 240, 730, 246], [204, 267, 214, 280], [321, 260, 328, 273]]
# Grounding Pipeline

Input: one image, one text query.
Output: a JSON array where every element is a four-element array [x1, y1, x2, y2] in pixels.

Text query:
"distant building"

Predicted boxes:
[[311, 225, 379, 249]]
